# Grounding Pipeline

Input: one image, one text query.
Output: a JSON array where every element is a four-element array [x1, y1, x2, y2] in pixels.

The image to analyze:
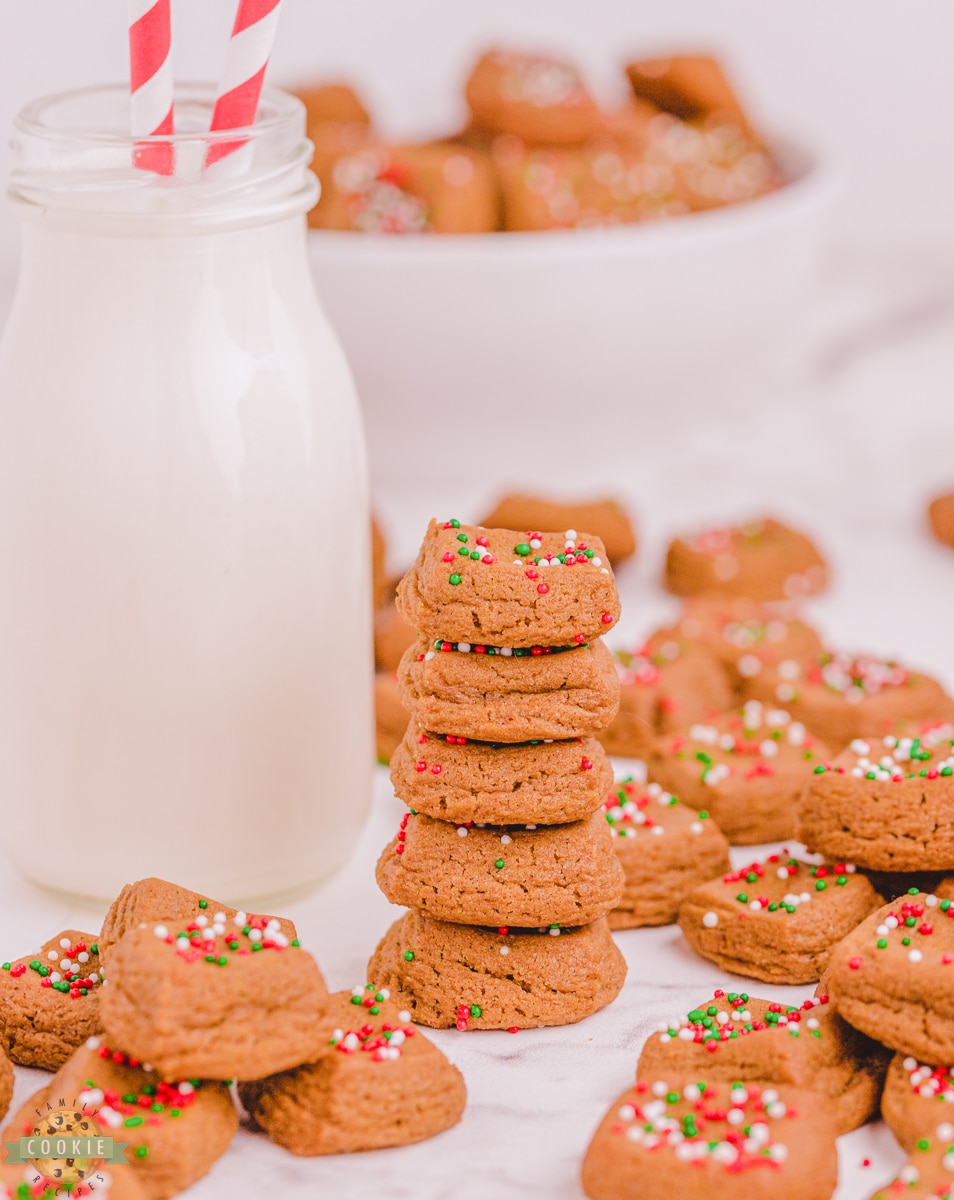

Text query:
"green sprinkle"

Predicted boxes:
[[403, 950, 415, 961], [495, 859, 505, 869], [877, 938, 888, 949], [908, 888, 920, 896], [457, 532, 468, 543], [457, 546, 469, 556], [205, 954, 216, 964], [815, 880, 827, 891], [768, 902, 778, 912], [90, 944, 99, 955], [124, 1116, 144, 1128], [351, 994, 362, 1004], [198, 899, 208, 909], [135, 1146, 148, 1159], [251, 942, 262, 951], [151, 1102, 164, 1113], [449, 519, 460, 528], [448, 573, 462, 586], [469, 550, 480, 560], [917, 1138, 930, 1151], [217, 956, 228, 966], [370, 1005, 379, 1015], [902, 937, 911, 946], [836, 875, 847, 886], [0, 964, 8, 971], [943, 900, 952, 912], [813, 765, 827, 774], [514, 542, 531, 556], [698, 811, 709, 820], [736, 893, 748, 903], [170, 1108, 181, 1118], [38, 966, 49, 977], [470, 1005, 482, 1017], [666, 1091, 680, 1104]]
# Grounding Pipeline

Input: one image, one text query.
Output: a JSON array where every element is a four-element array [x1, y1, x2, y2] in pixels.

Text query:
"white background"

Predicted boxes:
[[0, 0, 953, 260]]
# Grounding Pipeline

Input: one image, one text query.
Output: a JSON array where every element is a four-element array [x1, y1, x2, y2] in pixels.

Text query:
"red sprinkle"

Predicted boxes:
[[600, 612, 614, 624], [848, 957, 863, 970], [537, 584, 549, 594]]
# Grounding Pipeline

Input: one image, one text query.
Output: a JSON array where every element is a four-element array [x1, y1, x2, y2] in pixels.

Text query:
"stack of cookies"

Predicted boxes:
[[370, 518, 628, 1030]]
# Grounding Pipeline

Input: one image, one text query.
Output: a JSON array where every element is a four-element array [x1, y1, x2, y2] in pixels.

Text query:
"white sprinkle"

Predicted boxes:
[[938, 1122, 954, 1141], [564, 529, 577, 540], [47, 950, 58, 961], [651, 1081, 668, 1097], [457, 826, 468, 837], [398, 1010, 412, 1023], [500, 945, 510, 955], [234, 912, 247, 927], [86, 1037, 101, 1050], [909, 949, 923, 963], [769, 1144, 789, 1162], [195, 915, 208, 928], [50, 973, 61, 983], [77, 951, 90, 963], [926, 894, 939, 907], [618, 1104, 636, 1120], [690, 821, 704, 834], [248, 928, 263, 942], [178, 1082, 194, 1095], [59, 938, 71, 950], [500, 834, 512, 845], [702, 911, 719, 928], [60, 959, 72, 971], [457, 642, 471, 653]]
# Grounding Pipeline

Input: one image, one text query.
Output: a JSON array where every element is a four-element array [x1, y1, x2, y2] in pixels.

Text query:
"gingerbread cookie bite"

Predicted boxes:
[[312, 142, 498, 234], [397, 637, 620, 742], [240, 985, 466, 1155], [465, 49, 600, 145], [647, 700, 829, 844], [626, 55, 756, 133], [868, 1131, 954, 1199], [882, 1053, 954, 1154], [391, 722, 612, 825], [0, 931, 104, 1070], [678, 854, 880, 984], [826, 891, 954, 1064], [599, 633, 733, 759], [604, 778, 730, 929], [480, 495, 636, 565], [747, 653, 954, 749], [6, 1039, 237, 1200], [368, 911, 625, 1030], [100, 900, 328, 1081], [581, 1078, 838, 1200], [638, 990, 887, 1134], [377, 810, 623, 928], [374, 601, 416, 673], [930, 492, 954, 549], [397, 519, 619, 648], [664, 517, 827, 601], [798, 723, 954, 871], [671, 595, 824, 692], [298, 82, 371, 129], [375, 671, 407, 763]]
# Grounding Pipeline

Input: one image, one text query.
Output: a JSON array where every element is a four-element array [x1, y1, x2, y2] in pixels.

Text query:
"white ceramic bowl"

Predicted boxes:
[[308, 138, 835, 492]]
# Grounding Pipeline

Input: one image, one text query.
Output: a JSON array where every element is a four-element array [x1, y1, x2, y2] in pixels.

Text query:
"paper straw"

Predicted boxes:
[[127, 0, 175, 175], [206, 0, 283, 166]]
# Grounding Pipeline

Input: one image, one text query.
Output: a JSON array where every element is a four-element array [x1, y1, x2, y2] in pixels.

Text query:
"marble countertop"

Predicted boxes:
[[2, 241, 954, 1197]]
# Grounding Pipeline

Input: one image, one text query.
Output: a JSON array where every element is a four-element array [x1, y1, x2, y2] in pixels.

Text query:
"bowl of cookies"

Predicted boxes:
[[303, 50, 835, 488]]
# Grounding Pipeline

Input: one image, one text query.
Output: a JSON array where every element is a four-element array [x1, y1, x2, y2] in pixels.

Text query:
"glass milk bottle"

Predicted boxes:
[[0, 85, 372, 902]]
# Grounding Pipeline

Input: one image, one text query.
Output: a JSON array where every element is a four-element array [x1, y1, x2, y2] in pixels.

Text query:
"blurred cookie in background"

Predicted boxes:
[[480, 493, 636, 565], [929, 490, 954, 548], [465, 49, 601, 146]]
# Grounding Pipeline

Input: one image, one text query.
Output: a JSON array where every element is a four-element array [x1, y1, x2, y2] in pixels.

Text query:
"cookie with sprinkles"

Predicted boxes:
[[98, 877, 297, 963], [603, 778, 730, 929], [646, 699, 831, 844], [867, 1128, 954, 1199], [396, 519, 619, 650], [664, 517, 828, 602], [375, 670, 408, 764], [0, 1161, 145, 1200], [465, 50, 601, 146], [798, 723, 954, 871], [638, 990, 887, 1134], [678, 853, 881, 984], [376, 809, 624, 927], [581, 1078, 839, 1200], [367, 910, 625, 1030], [667, 594, 824, 692], [929, 492, 954, 550], [742, 652, 954, 748], [2, 1039, 236, 1200], [99, 903, 328, 1082], [390, 720, 613, 825], [598, 633, 732, 759], [826, 891, 954, 1064], [881, 1052, 954, 1154], [0, 930, 104, 1071], [479, 495, 637, 566], [240, 985, 466, 1155], [396, 636, 620, 743]]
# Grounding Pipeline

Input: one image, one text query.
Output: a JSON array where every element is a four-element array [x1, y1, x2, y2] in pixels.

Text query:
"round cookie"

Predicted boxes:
[[465, 50, 601, 146], [376, 809, 624, 928], [664, 517, 827, 601], [603, 778, 730, 929], [367, 910, 625, 1031], [390, 722, 612, 825], [826, 891, 954, 1063], [678, 853, 881, 984], [638, 989, 887, 1134], [743, 651, 954, 747], [581, 1078, 839, 1200], [670, 595, 823, 691], [396, 637, 620, 743], [882, 1052, 954, 1153], [480, 495, 637, 566], [647, 700, 830, 844], [798, 723, 954, 870], [599, 634, 732, 759], [240, 985, 466, 1155], [868, 1131, 954, 1199], [929, 492, 954, 549]]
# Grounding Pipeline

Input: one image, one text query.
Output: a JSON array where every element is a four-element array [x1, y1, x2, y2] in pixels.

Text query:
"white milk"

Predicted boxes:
[[0, 87, 372, 902]]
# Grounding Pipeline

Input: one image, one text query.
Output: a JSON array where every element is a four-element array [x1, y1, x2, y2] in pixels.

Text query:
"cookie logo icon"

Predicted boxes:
[[3, 1099, 128, 1195]]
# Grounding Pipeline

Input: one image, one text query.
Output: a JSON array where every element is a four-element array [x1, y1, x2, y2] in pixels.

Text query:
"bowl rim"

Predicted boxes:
[[307, 133, 836, 264]]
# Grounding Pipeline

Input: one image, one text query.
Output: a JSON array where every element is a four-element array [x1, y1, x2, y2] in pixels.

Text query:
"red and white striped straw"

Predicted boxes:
[[127, 0, 175, 175], [206, 0, 283, 166]]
